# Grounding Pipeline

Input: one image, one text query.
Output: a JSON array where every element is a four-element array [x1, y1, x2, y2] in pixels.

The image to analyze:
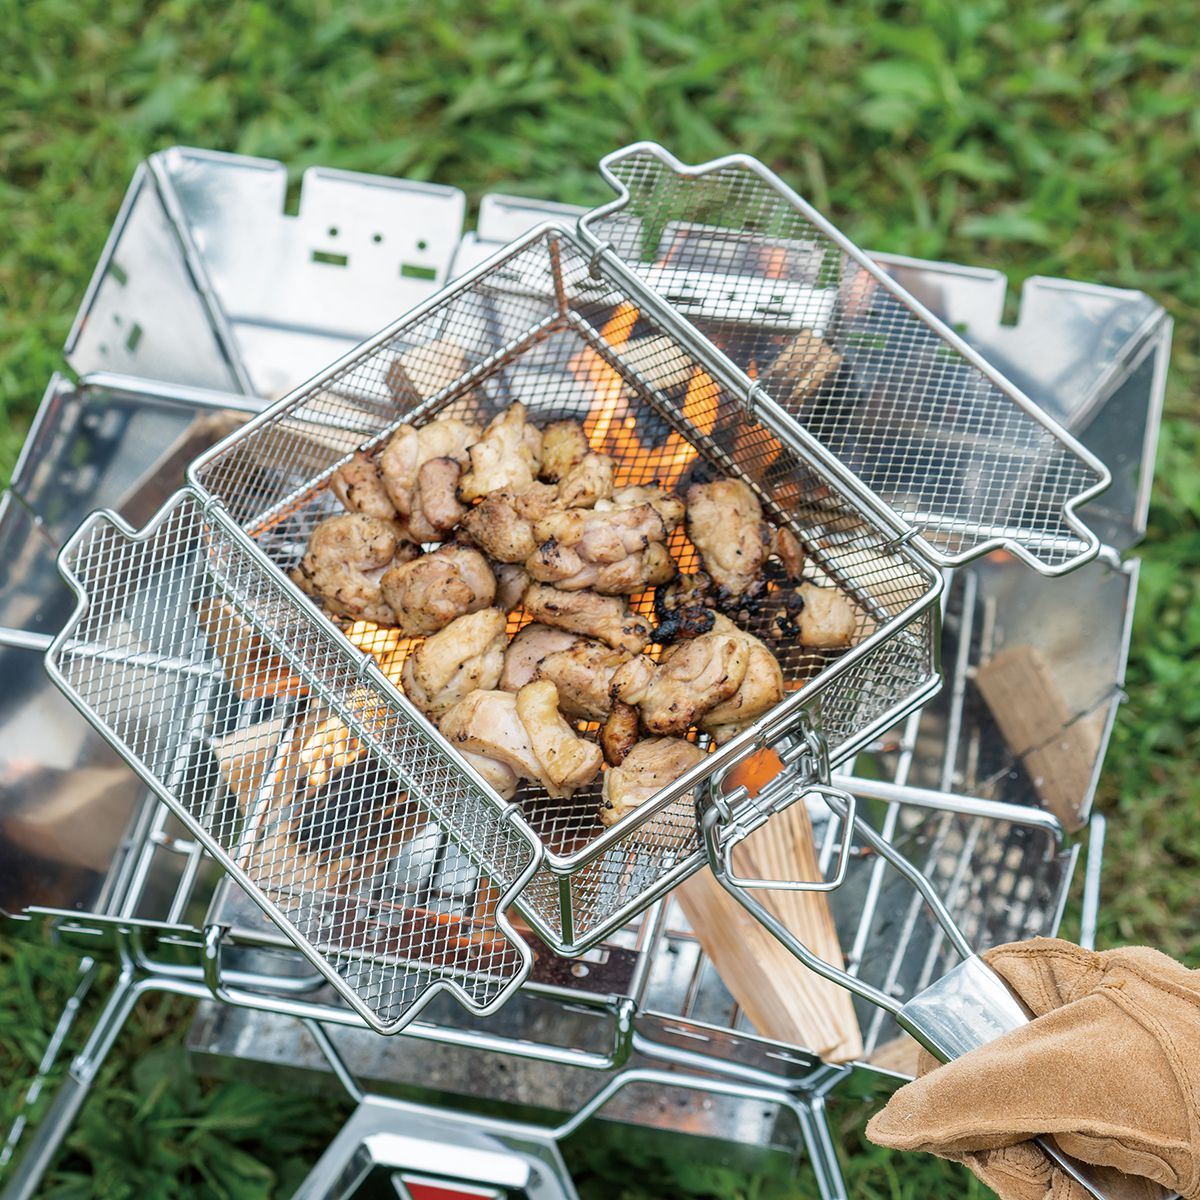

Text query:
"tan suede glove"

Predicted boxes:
[[867, 938, 1200, 1200]]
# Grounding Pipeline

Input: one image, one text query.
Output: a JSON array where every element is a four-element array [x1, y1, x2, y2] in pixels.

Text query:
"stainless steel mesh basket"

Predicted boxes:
[[46, 145, 1107, 1032]]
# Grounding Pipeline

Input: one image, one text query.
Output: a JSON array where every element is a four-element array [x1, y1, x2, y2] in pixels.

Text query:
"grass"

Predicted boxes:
[[1, 0, 1197, 1196]]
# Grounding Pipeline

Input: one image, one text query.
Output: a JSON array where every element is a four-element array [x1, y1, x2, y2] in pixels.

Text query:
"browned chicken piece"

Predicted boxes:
[[557, 453, 614, 509], [686, 478, 772, 598], [379, 417, 479, 518], [772, 526, 806, 580], [492, 561, 531, 611], [516, 680, 604, 796], [380, 545, 496, 636], [460, 483, 560, 563], [600, 700, 639, 766], [522, 583, 651, 655], [599, 736, 708, 828], [606, 484, 686, 532], [539, 419, 590, 482], [499, 623, 579, 692], [697, 615, 786, 743], [535, 638, 631, 720], [291, 514, 418, 625], [610, 627, 749, 736], [458, 402, 543, 501], [439, 681, 602, 800], [796, 582, 857, 648], [405, 457, 469, 542], [526, 503, 675, 594], [462, 750, 520, 801], [400, 608, 507, 720], [329, 451, 396, 520], [652, 571, 716, 642]]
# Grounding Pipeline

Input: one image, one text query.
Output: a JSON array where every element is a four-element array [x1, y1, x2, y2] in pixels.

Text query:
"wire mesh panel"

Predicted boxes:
[[186, 224, 940, 952], [47, 492, 540, 1032], [580, 143, 1109, 573]]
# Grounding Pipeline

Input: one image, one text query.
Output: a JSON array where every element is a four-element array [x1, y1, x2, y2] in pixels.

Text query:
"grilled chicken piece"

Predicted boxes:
[[458, 402, 543, 501], [329, 451, 397, 520], [540, 419, 590, 482], [526, 503, 675, 594], [460, 483, 560, 563], [380, 545, 496, 636], [291, 514, 418, 624], [600, 700, 639, 766], [796, 582, 857, 648], [557, 453, 614, 509], [697, 615, 786, 743], [599, 736, 708, 828], [439, 681, 602, 799], [516, 680, 604, 796], [492, 561, 531, 611], [611, 628, 749, 736], [652, 571, 716, 643], [405, 457, 469, 542], [535, 638, 631, 720], [400, 608, 506, 720], [379, 417, 479, 518], [686, 479, 772, 598], [522, 583, 651, 654], [606, 484, 686, 532], [772, 526, 805, 580], [499, 623, 579, 692]]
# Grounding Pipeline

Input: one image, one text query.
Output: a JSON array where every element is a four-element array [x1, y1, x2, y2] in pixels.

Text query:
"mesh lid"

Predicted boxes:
[[579, 143, 1110, 574], [46, 491, 539, 1033]]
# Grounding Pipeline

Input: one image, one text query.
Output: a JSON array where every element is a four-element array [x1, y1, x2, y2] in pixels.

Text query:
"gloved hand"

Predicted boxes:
[[866, 937, 1200, 1200]]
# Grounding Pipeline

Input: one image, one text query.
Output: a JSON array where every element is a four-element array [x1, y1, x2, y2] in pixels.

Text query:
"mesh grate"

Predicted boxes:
[[48, 493, 538, 1032], [178, 225, 940, 950], [581, 145, 1107, 572]]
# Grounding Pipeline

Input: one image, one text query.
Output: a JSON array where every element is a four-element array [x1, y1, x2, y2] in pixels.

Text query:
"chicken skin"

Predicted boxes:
[[526, 503, 675, 594], [521, 583, 651, 654], [380, 545, 496, 636], [379, 416, 479, 518], [686, 479, 772, 598], [458, 402, 543, 501], [400, 608, 506, 720], [291, 513, 418, 625], [599, 736, 708, 828], [534, 638, 631, 720], [697, 614, 785, 743], [439, 681, 602, 800], [460, 483, 560, 563], [499, 623, 580, 692], [600, 700, 639, 766], [610, 628, 749, 736]]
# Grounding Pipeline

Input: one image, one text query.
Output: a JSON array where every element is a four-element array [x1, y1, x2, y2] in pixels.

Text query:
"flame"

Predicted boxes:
[[578, 303, 639, 453], [724, 748, 785, 799]]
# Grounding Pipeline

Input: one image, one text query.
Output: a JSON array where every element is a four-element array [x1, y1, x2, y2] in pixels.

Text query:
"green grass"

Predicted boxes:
[[1, 0, 1197, 1196]]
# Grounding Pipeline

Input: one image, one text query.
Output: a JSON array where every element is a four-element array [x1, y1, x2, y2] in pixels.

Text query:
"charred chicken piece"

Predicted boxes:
[[535, 638, 631, 720], [460, 483, 560, 563], [458, 402, 543, 501], [610, 628, 749, 736], [606, 484, 686, 532], [329, 451, 397, 520], [380, 545, 496, 636], [686, 479, 772, 599], [439, 681, 602, 800], [771, 526, 806, 580], [697, 614, 786, 743], [379, 417, 479, 518], [400, 607, 507, 720], [291, 514, 418, 625], [599, 736, 708, 828], [539, 419, 590, 482], [526, 503, 675, 594], [600, 700, 639, 766], [522, 583, 651, 655], [652, 571, 716, 643], [499, 623, 580, 692], [557, 453, 615, 509], [796, 582, 857, 648], [492, 561, 531, 611]]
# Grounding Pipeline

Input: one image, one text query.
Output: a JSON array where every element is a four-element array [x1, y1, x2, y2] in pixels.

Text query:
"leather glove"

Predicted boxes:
[[866, 938, 1200, 1200]]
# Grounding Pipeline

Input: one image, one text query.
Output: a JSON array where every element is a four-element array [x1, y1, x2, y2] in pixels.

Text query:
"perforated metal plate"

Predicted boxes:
[[580, 143, 1110, 574]]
